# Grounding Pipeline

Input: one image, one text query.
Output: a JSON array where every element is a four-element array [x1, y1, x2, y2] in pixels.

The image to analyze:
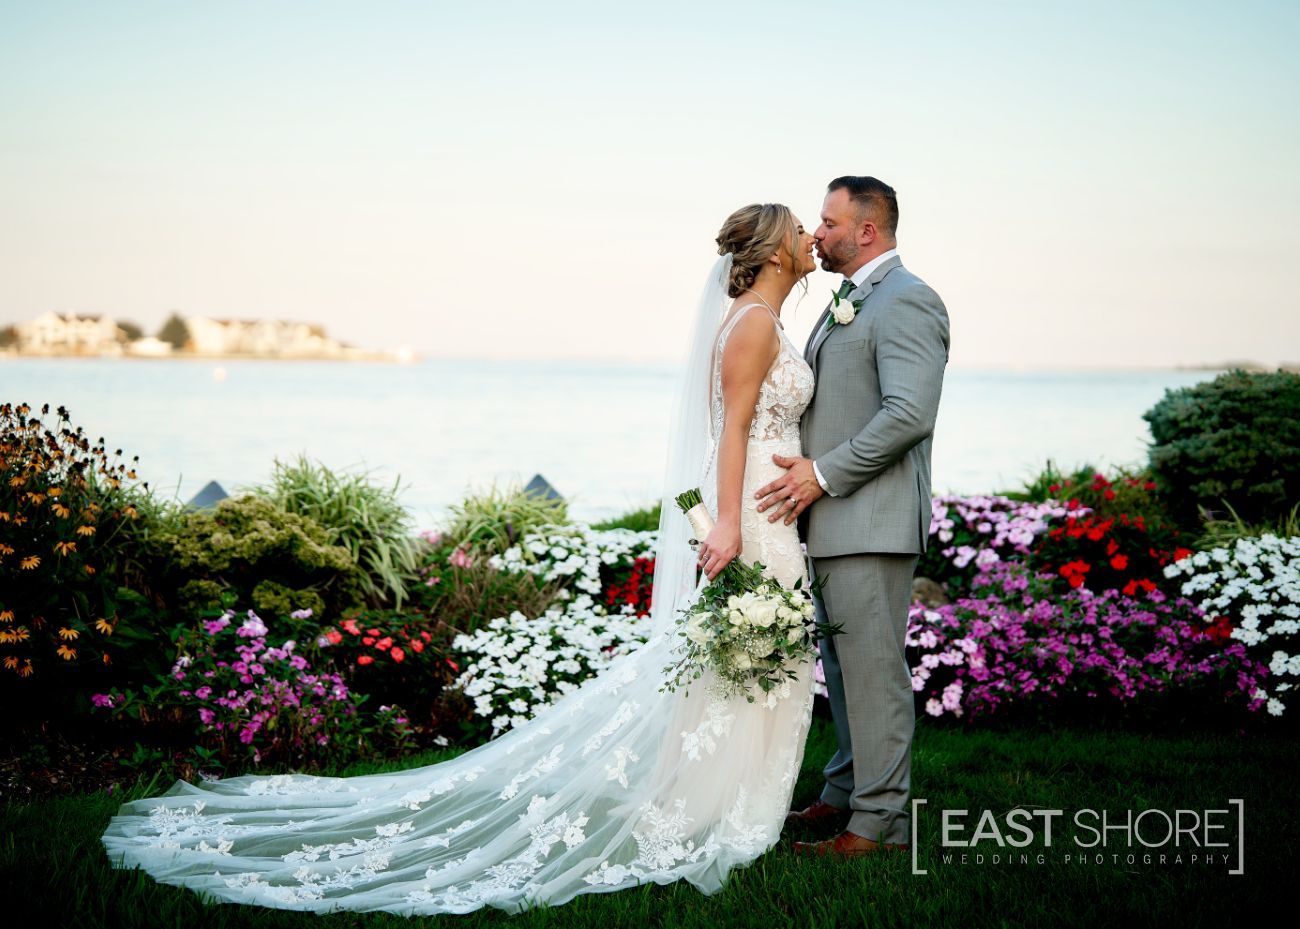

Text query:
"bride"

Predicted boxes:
[[102, 203, 821, 915]]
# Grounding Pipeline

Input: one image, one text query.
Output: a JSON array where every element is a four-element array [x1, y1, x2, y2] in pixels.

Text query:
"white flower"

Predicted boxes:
[[831, 296, 858, 325]]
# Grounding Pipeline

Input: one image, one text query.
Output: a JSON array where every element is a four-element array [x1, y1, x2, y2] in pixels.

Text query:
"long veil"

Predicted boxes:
[[101, 252, 813, 916]]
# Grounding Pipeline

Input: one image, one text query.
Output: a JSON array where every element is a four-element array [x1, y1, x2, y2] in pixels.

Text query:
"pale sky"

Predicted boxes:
[[2, 0, 1297, 368]]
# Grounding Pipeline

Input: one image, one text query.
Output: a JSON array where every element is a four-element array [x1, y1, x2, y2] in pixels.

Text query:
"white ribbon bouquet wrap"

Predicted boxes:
[[663, 488, 837, 705]]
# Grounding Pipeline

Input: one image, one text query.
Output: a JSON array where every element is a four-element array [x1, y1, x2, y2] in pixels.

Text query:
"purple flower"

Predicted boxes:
[[91, 693, 114, 708], [290, 608, 314, 620], [238, 614, 268, 638]]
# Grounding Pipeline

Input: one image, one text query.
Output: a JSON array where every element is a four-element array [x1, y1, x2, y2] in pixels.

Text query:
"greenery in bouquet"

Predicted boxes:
[[660, 488, 834, 706], [1163, 534, 1300, 716], [92, 606, 415, 771], [256, 455, 427, 609]]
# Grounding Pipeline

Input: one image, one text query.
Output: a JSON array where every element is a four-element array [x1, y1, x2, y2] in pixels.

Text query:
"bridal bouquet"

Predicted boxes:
[[662, 488, 835, 704]]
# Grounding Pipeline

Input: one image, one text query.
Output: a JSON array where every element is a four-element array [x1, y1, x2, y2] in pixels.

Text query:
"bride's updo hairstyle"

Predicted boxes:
[[715, 203, 798, 298]]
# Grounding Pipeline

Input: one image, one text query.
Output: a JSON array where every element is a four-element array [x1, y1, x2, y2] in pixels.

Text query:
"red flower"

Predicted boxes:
[[1106, 539, 1119, 556], [362, 636, 375, 646], [375, 636, 394, 651], [390, 647, 405, 663], [325, 629, 343, 645], [341, 619, 360, 636], [366, 628, 381, 637], [1145, 481, 1157, 491], [1048, 483, 1061, 493], [446, 658, 460, 673], [1174, 547, 1193, 562], [410, 640, 424, 653], [1123, 579, 1139, 596], [1066, 499, 1081, 511], [357, 655, 375, 666], [1110, 554, 1129, 570], [1103, 489, 1116, 501]]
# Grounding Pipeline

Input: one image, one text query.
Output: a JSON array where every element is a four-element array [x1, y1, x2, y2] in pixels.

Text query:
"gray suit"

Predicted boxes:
[[799, 254, 950, 844]]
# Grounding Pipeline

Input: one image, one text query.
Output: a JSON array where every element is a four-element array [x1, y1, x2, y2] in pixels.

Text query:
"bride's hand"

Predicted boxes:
[[697, 518, 741, 581]]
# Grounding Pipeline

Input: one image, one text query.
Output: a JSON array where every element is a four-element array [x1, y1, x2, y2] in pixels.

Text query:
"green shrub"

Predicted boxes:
[[592, 502, 662, 532], [256, 455, 426, 608], [411, 538, 566, 634], [442, 482, 567, 558], [1197, 502, 1300, 548], [157, 495, 363, 620], [1143, 370, 1300, 528]]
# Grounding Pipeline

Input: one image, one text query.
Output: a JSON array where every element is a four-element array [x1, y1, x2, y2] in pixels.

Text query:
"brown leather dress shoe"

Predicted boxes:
[[792, 831, 910, 858], [785, 800, 850, 828]]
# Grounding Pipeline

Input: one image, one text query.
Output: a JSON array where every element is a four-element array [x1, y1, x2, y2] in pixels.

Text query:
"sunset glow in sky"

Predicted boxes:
[[2, 0, 1297, 368]]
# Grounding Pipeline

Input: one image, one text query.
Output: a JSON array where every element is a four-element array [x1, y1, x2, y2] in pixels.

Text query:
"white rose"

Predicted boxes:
[[745, 597, 780, 629], [831, 296, 858, 325], [685, 614, 713, 646], [734, 653, 753, 671]]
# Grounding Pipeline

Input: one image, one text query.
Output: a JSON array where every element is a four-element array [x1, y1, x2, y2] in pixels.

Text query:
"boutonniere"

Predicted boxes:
[[826, 289, 862, 330]]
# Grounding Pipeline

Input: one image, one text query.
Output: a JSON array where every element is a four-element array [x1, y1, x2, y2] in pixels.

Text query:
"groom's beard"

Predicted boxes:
[[818, 239, 859, 275]]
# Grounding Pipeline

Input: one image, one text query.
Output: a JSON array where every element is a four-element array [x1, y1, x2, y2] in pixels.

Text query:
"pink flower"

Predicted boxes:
[[449, 547, 473, 568], [91, 693, 114, 708]]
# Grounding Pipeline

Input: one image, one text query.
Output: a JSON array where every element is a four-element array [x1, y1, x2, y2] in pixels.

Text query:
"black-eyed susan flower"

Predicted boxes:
[[57, 627, 79, 641], [20, 555, 39, 570], [75, 525, 95, 537], [2, 656, 16, 670], [56, 644, 76, 660], [0, 610, 13, 623], [94, 618, 113, 635], [53, 540, 76, 556], [19, 660, 33, 677], [51, 503, 71, 518]]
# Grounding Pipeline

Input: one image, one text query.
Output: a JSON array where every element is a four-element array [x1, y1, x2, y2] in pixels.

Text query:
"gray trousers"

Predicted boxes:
[[811, 552, 918, 844]]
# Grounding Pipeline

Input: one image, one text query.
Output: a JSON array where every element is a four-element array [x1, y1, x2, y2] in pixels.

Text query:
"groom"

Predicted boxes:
[[755, 176, 950, 857]]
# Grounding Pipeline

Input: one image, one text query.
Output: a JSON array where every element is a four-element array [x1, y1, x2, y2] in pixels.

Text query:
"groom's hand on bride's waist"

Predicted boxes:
[[755, 455, 824, 526]]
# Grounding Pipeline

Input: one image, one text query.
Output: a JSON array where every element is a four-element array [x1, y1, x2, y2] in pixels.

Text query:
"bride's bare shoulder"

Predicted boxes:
[[719, 304, 780, 377]]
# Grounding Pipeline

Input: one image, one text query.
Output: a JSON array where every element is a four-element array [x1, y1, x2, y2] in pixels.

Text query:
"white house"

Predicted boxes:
[[14, 312, 123, 354]]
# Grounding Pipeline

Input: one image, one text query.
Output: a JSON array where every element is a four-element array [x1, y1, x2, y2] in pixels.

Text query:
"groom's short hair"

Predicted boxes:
[[828, 176, 898, 239]]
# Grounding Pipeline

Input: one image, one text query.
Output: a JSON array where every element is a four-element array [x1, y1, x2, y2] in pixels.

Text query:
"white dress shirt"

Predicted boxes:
[[812, 249, 900, 497]]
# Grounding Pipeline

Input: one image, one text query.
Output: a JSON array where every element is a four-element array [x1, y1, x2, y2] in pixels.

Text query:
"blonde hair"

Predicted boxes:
[[715, 203, 799, 298]]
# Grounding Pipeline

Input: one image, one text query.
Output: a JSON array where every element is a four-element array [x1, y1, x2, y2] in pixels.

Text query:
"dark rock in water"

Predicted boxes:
[[525, 473, 564, 502], [186, 480, 228, 510], [911, 576, 949, 608]]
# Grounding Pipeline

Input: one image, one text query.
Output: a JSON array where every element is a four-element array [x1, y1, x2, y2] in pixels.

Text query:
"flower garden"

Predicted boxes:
[[1, 370, 1298, 926]]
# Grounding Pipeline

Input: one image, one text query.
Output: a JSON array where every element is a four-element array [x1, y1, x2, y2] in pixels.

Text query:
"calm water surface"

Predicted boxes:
[[1, 359, 1217, 526]]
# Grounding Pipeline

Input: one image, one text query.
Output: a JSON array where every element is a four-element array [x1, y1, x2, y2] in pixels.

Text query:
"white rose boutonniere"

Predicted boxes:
[[828, 289, 862, 329]]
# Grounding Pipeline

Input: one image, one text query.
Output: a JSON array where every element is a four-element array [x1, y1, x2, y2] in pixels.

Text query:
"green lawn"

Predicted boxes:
[[2, 717, 1292, 928]]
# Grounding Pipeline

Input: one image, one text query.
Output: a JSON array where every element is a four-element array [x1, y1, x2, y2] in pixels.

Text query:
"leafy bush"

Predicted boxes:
[[257, 455, 426, 608], [410, 533, 567, 634], [442, 482, 568, 558], [1198, 503, 1300, 549], [0, 403, 164, 693], [93, 606, 414, 770], [592, 502, 662, 532], [157, 495, 363, 620], [1143, 370, 1300, 527]]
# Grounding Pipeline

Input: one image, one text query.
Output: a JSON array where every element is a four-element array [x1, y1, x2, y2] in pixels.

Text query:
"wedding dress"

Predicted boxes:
[[101, 258, 818, 915]]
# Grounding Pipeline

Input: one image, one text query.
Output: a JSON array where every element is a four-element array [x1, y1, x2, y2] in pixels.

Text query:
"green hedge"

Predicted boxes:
[[1143, 369, 1300, 527]]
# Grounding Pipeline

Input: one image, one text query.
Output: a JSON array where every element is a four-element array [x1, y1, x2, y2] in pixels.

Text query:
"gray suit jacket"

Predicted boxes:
[[800, 255, 950, 557]]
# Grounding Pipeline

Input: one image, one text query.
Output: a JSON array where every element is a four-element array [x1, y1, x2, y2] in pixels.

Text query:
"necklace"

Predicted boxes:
[[742, 290, 783, 328]]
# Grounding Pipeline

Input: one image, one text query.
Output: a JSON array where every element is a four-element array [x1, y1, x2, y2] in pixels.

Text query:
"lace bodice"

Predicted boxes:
[[709, 304, 815, 445]]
